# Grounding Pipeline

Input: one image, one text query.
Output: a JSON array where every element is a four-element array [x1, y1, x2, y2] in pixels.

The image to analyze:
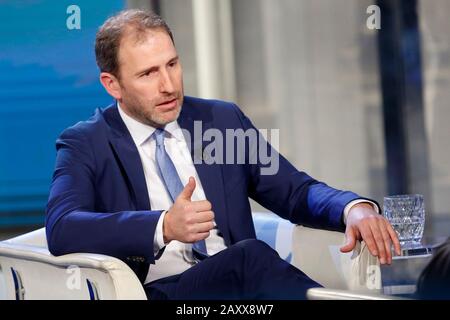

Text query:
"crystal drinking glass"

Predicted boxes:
[[383, 194, 425, 248]]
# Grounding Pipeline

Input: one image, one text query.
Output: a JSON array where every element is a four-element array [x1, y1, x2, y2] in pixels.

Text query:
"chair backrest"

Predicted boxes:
[[253, 212, 293, 263], [4, 228, 47, 248]]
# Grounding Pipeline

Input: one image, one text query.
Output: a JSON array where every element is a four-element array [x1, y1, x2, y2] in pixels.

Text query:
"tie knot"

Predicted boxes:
[[154, 128, 165, 147]]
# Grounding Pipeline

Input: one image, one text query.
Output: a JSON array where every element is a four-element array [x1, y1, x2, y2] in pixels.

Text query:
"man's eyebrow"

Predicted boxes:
[[167, 56, 179, 64], [135, 65, 158, 77], [135, 56, 179, 77]]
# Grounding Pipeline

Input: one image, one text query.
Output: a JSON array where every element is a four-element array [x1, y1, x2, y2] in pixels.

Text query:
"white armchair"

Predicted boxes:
[[0, 228, 146, 300], [0, 212, 387, 300]]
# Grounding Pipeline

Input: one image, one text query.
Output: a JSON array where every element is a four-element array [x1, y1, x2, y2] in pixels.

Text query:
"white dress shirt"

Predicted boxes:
[[117, 103, 378, 284], [117, 104, 227, 284]]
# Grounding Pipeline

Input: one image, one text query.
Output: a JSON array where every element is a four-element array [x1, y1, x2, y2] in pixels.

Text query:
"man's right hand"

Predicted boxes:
[[163, 176, 215, 244]]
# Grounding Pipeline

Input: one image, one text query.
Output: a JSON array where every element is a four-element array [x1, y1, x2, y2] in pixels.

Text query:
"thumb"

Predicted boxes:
[[178, 177, 196, 201], [340, 228, 356, 253]]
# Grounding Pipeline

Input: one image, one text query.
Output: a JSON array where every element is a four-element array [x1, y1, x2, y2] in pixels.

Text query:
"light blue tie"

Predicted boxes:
[[154, 128, 208, 260]]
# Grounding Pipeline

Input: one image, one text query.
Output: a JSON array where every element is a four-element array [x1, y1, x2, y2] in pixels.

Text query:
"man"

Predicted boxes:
[[46, 9, 401, 300]]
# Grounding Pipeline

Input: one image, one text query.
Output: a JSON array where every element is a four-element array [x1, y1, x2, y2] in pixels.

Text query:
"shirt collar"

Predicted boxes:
[[117, 101, 184, 146]]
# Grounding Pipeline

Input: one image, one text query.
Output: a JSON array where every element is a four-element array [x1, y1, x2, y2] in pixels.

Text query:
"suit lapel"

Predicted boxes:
[[178, 101, 231, 246], [101, 100, 231, 245], [102, 103, 151, 211]]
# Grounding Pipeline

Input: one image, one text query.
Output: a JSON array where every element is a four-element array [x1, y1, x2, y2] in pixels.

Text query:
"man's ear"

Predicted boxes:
[[99, 72, 122, 100]]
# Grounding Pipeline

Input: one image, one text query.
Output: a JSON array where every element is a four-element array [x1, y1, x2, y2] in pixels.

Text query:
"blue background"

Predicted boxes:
[[0, 0, 124, 225]]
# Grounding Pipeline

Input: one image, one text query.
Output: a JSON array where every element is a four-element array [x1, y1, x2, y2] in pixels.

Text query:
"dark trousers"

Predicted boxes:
[[144, 239, 321, 300]]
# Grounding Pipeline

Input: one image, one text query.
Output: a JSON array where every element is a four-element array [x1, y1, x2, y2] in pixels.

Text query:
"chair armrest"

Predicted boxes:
[[0, 242, 146, 300], [292, 225, 381, 293], [3, 228, 47, 248], [306, 287, 405, 300]]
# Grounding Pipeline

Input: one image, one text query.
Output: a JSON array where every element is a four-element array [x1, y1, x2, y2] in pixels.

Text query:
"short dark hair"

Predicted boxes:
[[95, 9, 174, 77]]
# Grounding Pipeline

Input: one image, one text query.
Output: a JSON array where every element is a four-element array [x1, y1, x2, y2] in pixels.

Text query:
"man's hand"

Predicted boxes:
[[340, 203, 401, 264], [163, 176, 215, 244]]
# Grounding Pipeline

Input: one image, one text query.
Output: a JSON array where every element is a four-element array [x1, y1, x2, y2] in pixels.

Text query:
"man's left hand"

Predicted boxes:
[[340, 203, 401, 264]]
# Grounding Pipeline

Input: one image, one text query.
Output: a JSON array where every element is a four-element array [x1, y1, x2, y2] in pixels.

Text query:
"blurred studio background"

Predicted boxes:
[[0, 0, 449, 240]]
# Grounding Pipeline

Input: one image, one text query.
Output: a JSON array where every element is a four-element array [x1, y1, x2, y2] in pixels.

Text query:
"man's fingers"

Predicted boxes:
[[368, 222, 387, 264], [193, 232, 210, 242], [191, 210, 215, 223], [195, 221, 215, 233], [340, 227, 356, 253], [385, 220, 402, 256], [179, 177, 196, 201], [359, 225, 378, 257], [377, 218, 393, 264], [191, 200, 212, 212]]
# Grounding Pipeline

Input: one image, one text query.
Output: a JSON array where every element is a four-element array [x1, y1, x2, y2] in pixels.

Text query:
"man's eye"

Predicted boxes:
[[169, 61, 177, 67]]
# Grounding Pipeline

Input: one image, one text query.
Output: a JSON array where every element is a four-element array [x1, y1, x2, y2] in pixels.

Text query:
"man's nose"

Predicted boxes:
[[159, 70, 175, 93]]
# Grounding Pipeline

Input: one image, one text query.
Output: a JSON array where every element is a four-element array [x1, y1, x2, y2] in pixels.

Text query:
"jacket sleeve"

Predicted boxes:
[[230, 104, 362, 232], [45, 127, 162, 264]]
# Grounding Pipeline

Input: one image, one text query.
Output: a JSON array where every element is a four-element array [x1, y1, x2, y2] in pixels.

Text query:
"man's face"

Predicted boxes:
[[114, 28, 184, 127]]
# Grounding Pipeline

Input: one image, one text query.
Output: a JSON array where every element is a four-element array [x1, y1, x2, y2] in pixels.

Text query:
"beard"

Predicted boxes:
[[119, 87, 183, 128]]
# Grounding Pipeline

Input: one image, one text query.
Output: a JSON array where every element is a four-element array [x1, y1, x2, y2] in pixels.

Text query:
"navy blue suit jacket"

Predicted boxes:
[[45, 97, 363, 282]]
